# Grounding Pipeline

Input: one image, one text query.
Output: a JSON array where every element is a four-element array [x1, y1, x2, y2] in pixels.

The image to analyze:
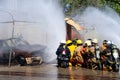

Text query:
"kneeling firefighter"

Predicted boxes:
[[66, 40, 76, 66], [56, 40, 71, 68], [100, 40, 119, 71], [100, 40, 112, 71], [71, 39, 84, 67], [82, 39, 92, 68], [90, 38, 102, 70], [111, 44, 119, 72], [85, 39, 97, 69]]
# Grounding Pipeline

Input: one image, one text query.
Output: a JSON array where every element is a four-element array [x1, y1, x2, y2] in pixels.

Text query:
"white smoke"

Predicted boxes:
[[73, 6, 120, 48], [0, 0, 66, 62]]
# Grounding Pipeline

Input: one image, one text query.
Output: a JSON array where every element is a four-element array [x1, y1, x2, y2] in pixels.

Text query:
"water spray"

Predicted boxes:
[[73, 7, 120, 48], [0, 0, 66, 63]]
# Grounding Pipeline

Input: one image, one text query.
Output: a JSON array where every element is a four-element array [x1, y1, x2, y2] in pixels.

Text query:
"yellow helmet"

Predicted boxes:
[[77, 39, 83, 44], [66, 40, 72, 45]]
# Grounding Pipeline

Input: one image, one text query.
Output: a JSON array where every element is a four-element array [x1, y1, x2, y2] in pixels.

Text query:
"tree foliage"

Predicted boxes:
[[60, 0, 120, 15], [102, 0, 120, 14]]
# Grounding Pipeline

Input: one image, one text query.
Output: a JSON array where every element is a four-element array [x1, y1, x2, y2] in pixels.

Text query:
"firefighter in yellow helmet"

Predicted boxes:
[[66, 40, 72, 46], [77, 39, 82, 44], [72, 39, 84, 66], [66, 40, 76, 66]]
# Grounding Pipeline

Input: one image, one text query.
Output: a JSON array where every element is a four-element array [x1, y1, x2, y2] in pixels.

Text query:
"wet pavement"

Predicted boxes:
[[0, 64, 120, 80]]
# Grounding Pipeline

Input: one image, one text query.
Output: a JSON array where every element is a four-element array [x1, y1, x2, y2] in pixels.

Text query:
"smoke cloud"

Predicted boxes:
[[0, 0, 66, 62]]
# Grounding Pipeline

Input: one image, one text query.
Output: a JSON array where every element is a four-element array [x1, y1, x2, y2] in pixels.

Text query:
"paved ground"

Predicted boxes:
[[0, 64, 120, 80]]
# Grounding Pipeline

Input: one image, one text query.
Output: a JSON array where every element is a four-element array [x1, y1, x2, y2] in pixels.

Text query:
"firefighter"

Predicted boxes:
[[56, 40, 70, 67], [90, 38, 102, 70], [72, 39, 78, 47], [91, 38, 99, 59], [66, 40, 76, 66], [100, 40, 109, 63], [82, 39, 92, 68], [92, 38, 98, 47], [72, 39, 84, 66], [101, 40, 108, 51], [92, 38, 101, 60], [100, 40, 113, 71]]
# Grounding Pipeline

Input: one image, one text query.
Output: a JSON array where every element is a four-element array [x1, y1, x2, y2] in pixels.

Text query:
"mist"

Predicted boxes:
[[0, 0, 66, 62], [73, 6, 120, 48]]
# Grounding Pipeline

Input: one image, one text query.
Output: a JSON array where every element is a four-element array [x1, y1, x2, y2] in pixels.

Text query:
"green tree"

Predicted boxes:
[[60, 0, 120, 15], [60, 0, 103, 15], [102, 0, 120, 14]]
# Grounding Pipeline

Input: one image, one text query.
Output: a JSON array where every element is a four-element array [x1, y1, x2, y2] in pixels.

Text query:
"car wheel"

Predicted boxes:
[[16, 56, 27, 66]]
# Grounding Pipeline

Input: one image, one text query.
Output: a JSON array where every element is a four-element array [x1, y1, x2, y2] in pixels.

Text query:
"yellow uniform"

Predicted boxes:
[[68, 44, 76, 60]]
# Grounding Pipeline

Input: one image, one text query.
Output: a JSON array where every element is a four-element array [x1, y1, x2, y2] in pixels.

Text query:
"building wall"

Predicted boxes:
[[66, 23, 83, 40]]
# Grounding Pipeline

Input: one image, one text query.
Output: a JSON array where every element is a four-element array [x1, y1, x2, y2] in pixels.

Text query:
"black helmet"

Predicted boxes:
[[87, 38, 92, 42], [103, 40, 108, 44]]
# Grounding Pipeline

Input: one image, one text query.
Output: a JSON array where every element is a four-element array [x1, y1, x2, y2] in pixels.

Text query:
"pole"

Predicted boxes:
[[8, 12, 14, 67], [0, 10, 14, 67], [8, 15, 14, 67]]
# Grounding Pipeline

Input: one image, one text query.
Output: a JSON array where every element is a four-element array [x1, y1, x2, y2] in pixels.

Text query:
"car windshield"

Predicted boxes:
[[5, 40, 12, 47], [5, 38, 29, 47], [13, 38, 29, 46], [0, 40, 9, 48]]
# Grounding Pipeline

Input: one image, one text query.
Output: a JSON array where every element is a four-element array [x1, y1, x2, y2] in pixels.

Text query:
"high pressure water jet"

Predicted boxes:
[[0, 0, 66, 63], [73, 7, 120, 48]]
